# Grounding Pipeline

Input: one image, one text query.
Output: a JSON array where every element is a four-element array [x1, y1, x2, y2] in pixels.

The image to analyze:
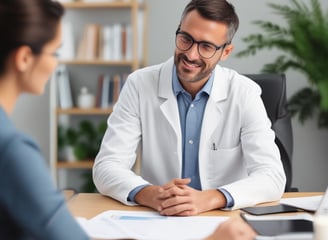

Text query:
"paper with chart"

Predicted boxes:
[[76, 210, 317, 240], [76, 210, 228, 240]]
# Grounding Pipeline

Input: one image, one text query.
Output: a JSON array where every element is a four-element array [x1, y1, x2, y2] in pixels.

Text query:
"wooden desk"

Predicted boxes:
[[62, 189, 76, 201], [68, 192, 323, 219]]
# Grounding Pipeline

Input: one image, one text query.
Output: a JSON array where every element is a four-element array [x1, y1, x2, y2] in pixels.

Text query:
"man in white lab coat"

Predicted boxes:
[[93, 0, 286, 215]]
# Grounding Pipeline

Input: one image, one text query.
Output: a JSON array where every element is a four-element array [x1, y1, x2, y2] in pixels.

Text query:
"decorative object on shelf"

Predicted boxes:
[[236, 0, 328, 128], [58, 120, 107, 161], [77, 86, 95, 109]]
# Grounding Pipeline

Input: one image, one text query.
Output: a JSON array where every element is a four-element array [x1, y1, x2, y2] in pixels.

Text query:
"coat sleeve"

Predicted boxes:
[[93, 73, 151, 205], [220, 81, 286, 210]]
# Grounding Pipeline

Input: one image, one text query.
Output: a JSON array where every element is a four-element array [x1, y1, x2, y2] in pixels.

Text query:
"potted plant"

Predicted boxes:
[[58, 120, 107, 192], [58, 124, 78, 162], [58, 120, 107, 161], [236, 0, 328, 127]]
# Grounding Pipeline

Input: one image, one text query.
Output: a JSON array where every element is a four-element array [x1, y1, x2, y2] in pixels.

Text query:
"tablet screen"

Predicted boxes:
[[247, 219, 313, 236]]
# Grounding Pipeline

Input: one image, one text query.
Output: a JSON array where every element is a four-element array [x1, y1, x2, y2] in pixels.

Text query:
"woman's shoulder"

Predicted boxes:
[[0, 109, 39, 158]]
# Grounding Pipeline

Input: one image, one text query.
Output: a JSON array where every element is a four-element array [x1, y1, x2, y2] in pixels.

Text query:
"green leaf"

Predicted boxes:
[[318, 81, 328, 111]]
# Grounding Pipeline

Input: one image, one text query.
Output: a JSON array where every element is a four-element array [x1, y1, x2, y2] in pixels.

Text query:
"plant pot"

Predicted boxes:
[[59, 146, 77, 162]]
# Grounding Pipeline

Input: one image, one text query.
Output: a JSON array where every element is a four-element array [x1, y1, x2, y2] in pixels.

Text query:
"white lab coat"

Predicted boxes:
[[93, 57, 286, 210]]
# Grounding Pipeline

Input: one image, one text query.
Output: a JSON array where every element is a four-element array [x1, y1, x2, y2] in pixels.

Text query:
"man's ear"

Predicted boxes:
[[220, 44, 234, 61], [14, 46, 34, 72]]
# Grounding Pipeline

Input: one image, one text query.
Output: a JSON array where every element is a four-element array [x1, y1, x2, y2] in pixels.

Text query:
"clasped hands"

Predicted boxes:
[[134, 178, 227, 216]]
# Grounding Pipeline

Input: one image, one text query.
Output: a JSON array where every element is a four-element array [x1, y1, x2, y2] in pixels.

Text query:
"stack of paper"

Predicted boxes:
[[280, 196, 323, 212]]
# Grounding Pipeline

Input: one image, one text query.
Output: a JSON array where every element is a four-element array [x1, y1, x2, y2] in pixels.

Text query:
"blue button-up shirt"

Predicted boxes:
[[172, 66, 233, 208], [172, 66, 212, 190]]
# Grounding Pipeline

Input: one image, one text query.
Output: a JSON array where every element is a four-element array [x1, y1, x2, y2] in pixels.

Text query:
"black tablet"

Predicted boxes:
[[241, 204, 300, 216]]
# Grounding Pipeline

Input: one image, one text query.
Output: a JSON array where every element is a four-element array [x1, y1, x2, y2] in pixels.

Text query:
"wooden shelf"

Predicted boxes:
[[57, 160, 94, 169], [57, 108, 113, 115], [59, 59, 134, 66], [62, 1, 137, 9]]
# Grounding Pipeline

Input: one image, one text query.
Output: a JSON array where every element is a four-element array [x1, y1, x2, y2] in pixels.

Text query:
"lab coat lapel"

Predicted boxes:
[[201, 66, 229, 146], [158, 58, 182, 153]]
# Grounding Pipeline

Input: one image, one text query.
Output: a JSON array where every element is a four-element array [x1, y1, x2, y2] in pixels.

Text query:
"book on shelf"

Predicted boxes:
[[59, 21, 75, 61], [112, 23, 122, 61], [56, 65, 73, 109], [76, 24, 100, 60], [100, 74, 110, 109], [124, 24, 133, 60], [101, 25, 114, 61], [112, 74, 121, 103], [137, 10, 144, 61]]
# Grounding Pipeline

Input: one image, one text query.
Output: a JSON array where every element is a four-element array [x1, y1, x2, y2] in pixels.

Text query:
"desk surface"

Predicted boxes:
[[68, 192, 323, 219], [63, 189, 76, 201]]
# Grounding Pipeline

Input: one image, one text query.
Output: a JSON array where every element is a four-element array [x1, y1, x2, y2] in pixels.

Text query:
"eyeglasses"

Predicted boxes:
[[175, 29, 227, 59]]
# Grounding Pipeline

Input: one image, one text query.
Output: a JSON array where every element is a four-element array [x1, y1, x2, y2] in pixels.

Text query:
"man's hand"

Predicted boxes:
[[134, 178, 191, 212], [159, 181, 227, 216], [134, 178, 227, 216]]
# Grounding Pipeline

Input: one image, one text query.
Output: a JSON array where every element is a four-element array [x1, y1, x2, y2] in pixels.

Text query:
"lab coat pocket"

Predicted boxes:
[[208, 144, 246, 185]]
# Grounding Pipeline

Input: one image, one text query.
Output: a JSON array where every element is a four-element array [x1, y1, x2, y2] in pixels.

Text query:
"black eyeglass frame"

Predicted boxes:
[[175, 28, 228, 59]]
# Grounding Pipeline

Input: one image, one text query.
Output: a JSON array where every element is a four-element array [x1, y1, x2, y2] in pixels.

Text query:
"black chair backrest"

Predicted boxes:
[[245, 74, 294, 192]]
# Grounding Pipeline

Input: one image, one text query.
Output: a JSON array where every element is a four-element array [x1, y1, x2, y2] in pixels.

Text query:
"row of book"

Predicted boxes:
[[96, 73, 128, 109], [76, 23, 133, 61], [59, 22, 133, 61], [55, 65, 128, 109]]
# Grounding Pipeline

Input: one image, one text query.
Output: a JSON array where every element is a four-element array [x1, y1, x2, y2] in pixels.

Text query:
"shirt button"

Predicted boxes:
[[190, 104, 194, 108], [189, 140, 193, 144]]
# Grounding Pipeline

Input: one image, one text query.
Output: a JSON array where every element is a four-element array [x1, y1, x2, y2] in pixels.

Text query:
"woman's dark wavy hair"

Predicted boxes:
[[0, 0, 64, 74], [180, 0, 239, 44]]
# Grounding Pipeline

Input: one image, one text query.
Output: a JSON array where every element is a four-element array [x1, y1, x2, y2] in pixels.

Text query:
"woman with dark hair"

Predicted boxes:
[[0, 0, 89, 239]]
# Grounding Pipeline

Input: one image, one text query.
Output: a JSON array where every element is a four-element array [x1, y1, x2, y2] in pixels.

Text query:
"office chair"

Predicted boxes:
[[245, 73, 296, 192]]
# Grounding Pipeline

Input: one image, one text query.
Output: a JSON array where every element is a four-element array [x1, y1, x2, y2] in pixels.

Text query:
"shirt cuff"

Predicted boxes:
[[127, 184, 150, 203], [218, 188, 235, 208]]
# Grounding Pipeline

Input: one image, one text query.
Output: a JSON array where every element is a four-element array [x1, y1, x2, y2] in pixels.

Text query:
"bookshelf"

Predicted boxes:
[[50, 0, 148, 191]]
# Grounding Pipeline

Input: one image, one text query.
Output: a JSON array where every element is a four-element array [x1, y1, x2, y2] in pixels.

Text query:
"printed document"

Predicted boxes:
[[76, 210, 315, 240], [76, 210, 227, 240]]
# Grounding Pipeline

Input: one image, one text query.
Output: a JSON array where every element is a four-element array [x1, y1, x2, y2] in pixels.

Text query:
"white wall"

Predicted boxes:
[[12, 0, 328, 192]]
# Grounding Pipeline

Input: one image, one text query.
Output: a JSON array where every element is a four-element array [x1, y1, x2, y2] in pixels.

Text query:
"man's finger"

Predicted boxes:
[[162, 178, 191, 189]]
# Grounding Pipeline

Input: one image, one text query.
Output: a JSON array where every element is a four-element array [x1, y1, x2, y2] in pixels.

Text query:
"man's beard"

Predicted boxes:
[[174, 53, 215, 83]]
